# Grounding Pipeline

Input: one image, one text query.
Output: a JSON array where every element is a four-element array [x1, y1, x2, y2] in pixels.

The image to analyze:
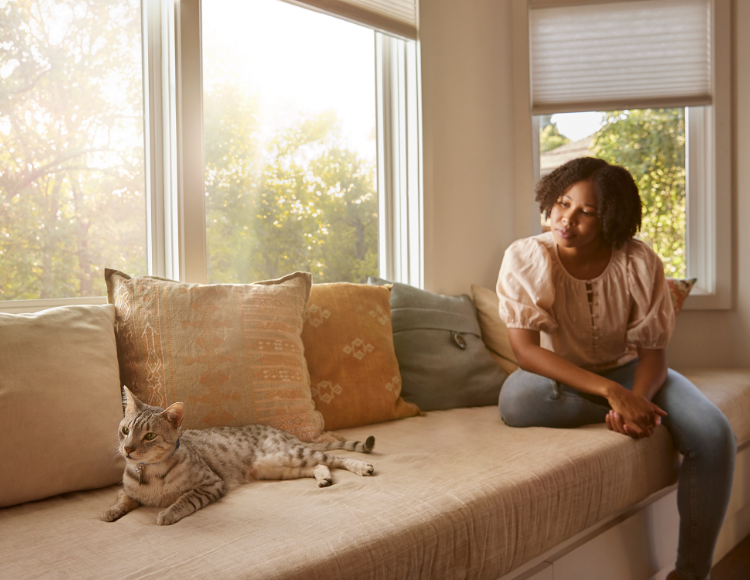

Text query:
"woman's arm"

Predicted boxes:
[[632, 347, 668, 400], [508, 328, 666, 437], [607, 347, 668, 438]]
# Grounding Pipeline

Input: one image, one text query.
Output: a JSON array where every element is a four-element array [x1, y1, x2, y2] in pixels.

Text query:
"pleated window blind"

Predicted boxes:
[[530, 0, 711, 114], [284, 0, 418, 39]]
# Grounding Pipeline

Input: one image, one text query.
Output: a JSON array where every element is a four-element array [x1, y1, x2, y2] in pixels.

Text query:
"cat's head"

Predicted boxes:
[[118, 388, 184, 464]]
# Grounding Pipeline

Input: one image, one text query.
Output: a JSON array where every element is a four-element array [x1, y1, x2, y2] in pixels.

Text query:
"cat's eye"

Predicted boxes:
[[121, 427, 130, 435], [144, 433, 157, 441]]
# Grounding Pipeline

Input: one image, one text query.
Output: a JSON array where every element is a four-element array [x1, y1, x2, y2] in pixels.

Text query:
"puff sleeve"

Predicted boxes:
[[496, 237, 557, 333], [625, 241, 675, 349]]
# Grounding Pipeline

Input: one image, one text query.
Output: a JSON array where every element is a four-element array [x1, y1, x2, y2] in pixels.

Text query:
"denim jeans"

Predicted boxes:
[[498, 359, 736, 580]]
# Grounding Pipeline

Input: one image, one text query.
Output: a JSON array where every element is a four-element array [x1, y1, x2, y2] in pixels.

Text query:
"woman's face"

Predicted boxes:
[[550, 179, 603, 250]]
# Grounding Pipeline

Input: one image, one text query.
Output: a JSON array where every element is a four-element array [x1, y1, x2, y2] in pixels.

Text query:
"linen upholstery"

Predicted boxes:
[[369, 277, 507, 411], [0, 371, 748, 579], [471, 284, 520, 375], [105, 269, 324, 441], [301, 283, 420, 430], [0, 305, 124, 508]]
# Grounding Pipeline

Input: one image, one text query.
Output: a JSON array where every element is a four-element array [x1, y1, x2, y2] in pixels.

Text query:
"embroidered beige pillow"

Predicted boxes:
[[105, 269, 324, 441], [471, 284, 520, 375], [302, 283, 420, 430], [0, 305, 125, 508]]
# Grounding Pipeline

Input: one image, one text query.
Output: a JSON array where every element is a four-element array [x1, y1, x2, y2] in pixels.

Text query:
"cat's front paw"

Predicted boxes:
[[102, 507, 125, 522], [156, 509, 180, 526]]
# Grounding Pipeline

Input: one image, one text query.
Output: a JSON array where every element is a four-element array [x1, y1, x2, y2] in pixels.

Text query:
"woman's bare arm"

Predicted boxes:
[[607, 347, 668, 438]]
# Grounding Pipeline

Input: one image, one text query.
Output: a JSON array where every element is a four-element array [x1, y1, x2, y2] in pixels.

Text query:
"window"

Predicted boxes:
[[0, 0, 147, 306], [202, 1, 378, 284], [512, 0, 731, 309], [1, 0, 422, 312]]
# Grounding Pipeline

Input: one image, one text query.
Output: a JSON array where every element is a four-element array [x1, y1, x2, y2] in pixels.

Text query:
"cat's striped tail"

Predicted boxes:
[[308, 436, 375, 454]]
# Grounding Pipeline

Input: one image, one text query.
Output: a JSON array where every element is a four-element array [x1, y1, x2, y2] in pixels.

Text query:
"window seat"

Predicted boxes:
[[1, 369, 748, 580]]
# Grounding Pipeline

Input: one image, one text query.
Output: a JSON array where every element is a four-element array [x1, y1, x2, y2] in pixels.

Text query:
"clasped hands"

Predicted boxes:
[[605, 385, 667, 439]]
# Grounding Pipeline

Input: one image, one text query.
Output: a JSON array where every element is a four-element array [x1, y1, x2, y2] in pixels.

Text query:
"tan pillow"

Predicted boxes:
[[0, 305, 125, 508], [301, 283, 421, 430], [471, 284, 520, 375], [105, 269, 324, 442]]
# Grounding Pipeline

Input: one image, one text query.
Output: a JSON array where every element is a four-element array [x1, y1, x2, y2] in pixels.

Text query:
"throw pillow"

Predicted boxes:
[[666, 277, 697, 315], [105, 269, 324, 441], [470, 284, 520, 375], [301, 283, 420, 430], [0, 305, 125, 508], [369, 277, 508, 411]]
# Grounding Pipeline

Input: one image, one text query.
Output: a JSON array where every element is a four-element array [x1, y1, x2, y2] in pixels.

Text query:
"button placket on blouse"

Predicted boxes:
[[590, 284, 599, 352]]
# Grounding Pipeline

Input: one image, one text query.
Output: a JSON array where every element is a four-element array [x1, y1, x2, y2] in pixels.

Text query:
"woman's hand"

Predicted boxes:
[[606, 385, 667, 438]]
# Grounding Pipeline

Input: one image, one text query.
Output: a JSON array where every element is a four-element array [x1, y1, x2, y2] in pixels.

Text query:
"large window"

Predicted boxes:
[[1, 0, 422, 312], [202, 0, 378, 284], [0, 0, 147, 302]]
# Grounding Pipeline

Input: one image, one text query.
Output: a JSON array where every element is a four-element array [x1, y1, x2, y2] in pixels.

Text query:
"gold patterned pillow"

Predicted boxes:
[[105, 269, 324, 441], [301, 283, 421, 430]]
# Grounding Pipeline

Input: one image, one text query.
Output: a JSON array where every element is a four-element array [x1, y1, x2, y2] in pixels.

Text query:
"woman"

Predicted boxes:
[[496, 157, 735, 580]]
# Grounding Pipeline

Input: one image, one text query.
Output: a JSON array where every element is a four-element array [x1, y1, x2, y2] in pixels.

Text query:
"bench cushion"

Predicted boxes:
[[1, 369, 747, 580]]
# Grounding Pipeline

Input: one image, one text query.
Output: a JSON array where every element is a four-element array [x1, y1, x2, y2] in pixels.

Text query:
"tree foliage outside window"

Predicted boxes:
[[204, 85, 378, 285], [0, 0, 147, 301], [539, 115, 571, 153], [592, 108, 686, 278], [202, 0, 379, 285]]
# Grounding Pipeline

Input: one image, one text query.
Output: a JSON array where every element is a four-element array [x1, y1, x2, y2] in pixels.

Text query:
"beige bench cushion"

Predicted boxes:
[[0, 370, 747, 580]]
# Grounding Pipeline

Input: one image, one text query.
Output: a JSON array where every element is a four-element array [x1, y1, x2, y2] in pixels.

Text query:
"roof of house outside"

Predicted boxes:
[[540, 135, 593, 176]]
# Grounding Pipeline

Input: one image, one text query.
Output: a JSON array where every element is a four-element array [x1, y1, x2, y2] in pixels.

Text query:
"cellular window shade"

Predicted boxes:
[[284, 0, 418, 40], [530, 0, 711, 114]]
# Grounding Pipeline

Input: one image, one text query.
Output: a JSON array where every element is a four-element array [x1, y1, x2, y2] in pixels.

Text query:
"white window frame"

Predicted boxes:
[[1, 0, 423, 314], [513, 0, 732, 310]]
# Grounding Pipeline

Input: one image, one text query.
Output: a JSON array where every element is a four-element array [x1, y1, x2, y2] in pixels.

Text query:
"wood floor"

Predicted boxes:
[[712, 533, 750, 580]]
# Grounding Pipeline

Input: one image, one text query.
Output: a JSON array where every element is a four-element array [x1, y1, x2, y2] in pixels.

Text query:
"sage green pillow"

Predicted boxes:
[[368, 277, 507, 411]]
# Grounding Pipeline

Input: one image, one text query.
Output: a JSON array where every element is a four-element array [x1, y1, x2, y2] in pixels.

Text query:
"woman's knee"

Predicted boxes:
[[658, 371, 737, 461], [499, 370, 557, 427]]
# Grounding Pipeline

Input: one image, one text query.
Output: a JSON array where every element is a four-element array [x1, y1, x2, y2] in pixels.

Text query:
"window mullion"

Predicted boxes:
[[143, 0, 180, 280], [173, 0, 206, 283], [376, 32, 423, 287]]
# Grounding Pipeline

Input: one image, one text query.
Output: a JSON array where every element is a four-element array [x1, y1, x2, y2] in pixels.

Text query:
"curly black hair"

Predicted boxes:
[[535, 157, 642, 249]]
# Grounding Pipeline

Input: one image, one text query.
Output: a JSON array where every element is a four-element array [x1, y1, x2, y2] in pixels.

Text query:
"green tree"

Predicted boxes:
[[592, 109, 686, 277], [0, 0, 146, 300], [204, 83, 378, 284], [540, 122, 571, 153]]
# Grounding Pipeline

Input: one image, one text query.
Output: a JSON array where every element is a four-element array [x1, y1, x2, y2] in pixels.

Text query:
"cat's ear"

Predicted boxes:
[[123, 387, 147, 415], [161, 403, 184, 429]]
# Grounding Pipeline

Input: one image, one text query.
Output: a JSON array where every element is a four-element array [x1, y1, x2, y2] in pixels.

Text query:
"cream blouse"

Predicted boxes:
[[496, 232, 675, 372]]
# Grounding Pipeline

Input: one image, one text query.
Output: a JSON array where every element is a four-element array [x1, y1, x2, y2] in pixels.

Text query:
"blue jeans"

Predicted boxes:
[[499, 360, 736, 580]]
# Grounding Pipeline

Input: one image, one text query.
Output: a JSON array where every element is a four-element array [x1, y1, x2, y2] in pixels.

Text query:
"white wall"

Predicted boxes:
[[419, 0, 750, 369], [420, 0, 517, 297]]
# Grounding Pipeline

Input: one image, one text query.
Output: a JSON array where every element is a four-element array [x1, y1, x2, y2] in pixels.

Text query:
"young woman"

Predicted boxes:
[[496, 157, 735, 580]]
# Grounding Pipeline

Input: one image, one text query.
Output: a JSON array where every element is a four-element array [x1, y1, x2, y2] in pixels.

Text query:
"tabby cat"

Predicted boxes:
[[103, 388, 375, 526]]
